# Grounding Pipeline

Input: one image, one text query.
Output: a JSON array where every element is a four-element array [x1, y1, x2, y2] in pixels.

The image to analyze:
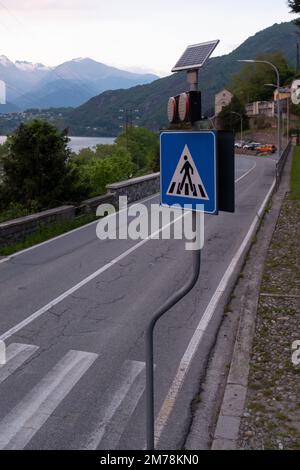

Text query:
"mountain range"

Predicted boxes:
[[0, 57, 158, 112], [65, 21, 300, 136], [0, 20, 298, 135]]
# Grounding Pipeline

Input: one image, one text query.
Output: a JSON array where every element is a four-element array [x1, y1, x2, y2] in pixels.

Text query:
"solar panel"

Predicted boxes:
[[172, 40, 220, 72]]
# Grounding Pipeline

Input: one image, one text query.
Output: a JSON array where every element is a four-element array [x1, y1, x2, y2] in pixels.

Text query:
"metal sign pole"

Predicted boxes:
[[145, 213, 201, 450], [145, 69, 201, 451]]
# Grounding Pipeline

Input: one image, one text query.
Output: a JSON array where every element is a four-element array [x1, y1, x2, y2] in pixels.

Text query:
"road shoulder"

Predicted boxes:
[[185, 150, 292, 450]]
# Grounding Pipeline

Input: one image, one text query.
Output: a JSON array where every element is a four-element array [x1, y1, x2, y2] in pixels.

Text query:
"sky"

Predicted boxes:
[[0, 0, 295, 76]]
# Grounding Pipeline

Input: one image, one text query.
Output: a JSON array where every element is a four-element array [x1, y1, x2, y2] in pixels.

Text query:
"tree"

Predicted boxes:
[[289, 0, 300, 26], [116, 127, 158, 173], [147, 143, 160, 173], [0, 119, 88, 210], [75, 146, 134, 196], [218, 96, 249, 133], [231, 52, 294, 104]]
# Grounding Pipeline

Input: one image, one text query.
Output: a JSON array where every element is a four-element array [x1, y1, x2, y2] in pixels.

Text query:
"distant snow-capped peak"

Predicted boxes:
[[15, 61, 52, 72], [0, 55, 13, 67], [71, 57, 90, 63]]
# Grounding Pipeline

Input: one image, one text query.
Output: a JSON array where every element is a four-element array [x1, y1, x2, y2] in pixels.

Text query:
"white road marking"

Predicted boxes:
[[154, 178, 276, 446], [0, 343, 39, 385], [0, 160, 262, 448], [0, 162, 259, 343], [235, 162, 256, 183], [0, 349, 98, 450], [0, 193, 160, 264], [81, 360, 146, 450], [0, 213, 186, 342], [0, 158, 257, 266]]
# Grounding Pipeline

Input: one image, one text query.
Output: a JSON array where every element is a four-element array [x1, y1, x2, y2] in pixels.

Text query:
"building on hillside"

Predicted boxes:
[[274, 87, 291, 118], [246, 101, 276, 118], [215, 89, 233, 115], [246, 88, 291, 119], [273, 87, 291, 102]]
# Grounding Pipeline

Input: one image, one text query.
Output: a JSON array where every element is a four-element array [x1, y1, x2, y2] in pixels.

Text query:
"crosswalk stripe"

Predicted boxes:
[[0, 343, 39, 385], [81, 360, 145, 450], [0, 349, 98, 450]]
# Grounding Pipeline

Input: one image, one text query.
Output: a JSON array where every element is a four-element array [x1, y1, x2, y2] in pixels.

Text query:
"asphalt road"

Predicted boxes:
[[0, 154, 277, 450]]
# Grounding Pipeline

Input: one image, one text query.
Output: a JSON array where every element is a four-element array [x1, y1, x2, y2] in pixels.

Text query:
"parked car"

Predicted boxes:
[[256, 144, 276, 154], [243, 142, 261, 150], [234, 141, 244, 148]]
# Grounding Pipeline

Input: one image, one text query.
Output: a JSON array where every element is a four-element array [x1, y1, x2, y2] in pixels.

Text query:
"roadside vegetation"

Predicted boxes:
[[290, 145, 300, 200], [0, 213, 97, 256], [0, 119, 159, 224]]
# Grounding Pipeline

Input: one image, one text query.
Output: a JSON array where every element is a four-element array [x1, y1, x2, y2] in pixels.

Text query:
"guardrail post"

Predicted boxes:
[[275, 141, 291, 192]]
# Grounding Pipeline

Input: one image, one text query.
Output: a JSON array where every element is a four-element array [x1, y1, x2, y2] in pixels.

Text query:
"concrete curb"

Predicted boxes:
[[211, 150, 293, 450]]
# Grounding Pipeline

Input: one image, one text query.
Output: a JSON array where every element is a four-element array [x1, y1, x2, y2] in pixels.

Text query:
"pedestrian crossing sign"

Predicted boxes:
[[160, 131, 218, 214]]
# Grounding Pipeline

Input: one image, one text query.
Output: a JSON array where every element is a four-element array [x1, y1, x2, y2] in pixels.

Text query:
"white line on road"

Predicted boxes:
[[0, 349, 98, 450], [0, 159, 257, 266], [0, 214, 186, 342], [0, 343, 39, 385], [154, 178, 276, 446], [0, 163, 259, 343], [235, 162, 256, 183], [0, 160, 262, 448], [81, 360, 145, 450], [0, 193, 160, 265]]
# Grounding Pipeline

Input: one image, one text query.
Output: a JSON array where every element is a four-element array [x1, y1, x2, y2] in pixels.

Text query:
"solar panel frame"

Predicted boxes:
[[172, 40, 220, 72]]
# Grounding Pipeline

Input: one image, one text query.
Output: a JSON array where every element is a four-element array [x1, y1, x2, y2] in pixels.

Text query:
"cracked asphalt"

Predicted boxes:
[[0, 155, 277, 450]]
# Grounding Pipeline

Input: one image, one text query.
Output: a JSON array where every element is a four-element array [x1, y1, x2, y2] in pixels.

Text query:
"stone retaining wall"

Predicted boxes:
[[0, 205, 75, 248], [0, 172, 160, 248], [77, 193, 117, 215], [106, 172, 160, 204]]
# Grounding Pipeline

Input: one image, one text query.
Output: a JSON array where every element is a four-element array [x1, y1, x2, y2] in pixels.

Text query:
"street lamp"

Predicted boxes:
[[238, 59, 281, 156], [264, 83, 290, 145], [230, 111, 243, 143]]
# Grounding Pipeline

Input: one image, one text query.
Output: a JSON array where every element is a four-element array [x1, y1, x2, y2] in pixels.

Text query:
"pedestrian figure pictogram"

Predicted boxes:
[[167, 145, 209, 200]]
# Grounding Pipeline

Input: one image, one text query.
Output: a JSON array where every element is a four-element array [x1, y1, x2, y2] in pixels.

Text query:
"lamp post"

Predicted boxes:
[[230, 111, 243, 143], [238, 59, 281, 156], [264, 84, 290, 145]]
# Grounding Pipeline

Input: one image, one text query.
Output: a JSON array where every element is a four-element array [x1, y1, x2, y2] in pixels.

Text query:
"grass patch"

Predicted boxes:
[[290, 146, 300, 200], [275, 412, 290, 422], [0, 214, 98, 256], [249, 402, 267, 413]]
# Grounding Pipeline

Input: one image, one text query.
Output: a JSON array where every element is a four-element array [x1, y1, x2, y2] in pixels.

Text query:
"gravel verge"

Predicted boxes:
[[238, 197, 300, 450]]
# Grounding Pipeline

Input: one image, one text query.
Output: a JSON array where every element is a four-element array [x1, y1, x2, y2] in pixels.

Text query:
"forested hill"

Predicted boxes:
[[66, 21, 299, 136]]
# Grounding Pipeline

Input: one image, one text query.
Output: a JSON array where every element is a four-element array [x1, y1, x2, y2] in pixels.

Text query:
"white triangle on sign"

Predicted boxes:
[[167, 145, 209, 200]]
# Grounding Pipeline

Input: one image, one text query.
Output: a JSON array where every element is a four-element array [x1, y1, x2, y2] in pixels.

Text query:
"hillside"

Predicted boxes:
[[66, 21, 299, 136]]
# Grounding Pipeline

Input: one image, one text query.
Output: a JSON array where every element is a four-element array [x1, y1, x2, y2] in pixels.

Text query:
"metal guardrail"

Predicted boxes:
[[276, 141, 292, 192]]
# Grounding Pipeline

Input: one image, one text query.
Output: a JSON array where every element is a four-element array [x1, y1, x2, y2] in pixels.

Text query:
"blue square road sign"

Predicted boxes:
[[160, 131, 218, 214]]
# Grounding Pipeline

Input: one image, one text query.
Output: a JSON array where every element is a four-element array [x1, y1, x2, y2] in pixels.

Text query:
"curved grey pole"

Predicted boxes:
[[146, 211, 201, 450]]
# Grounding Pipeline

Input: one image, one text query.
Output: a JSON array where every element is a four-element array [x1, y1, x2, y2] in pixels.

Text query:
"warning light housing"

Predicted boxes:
[[178, 93, 190, 122], [167, 96, 178, 123], [167, 91, 202, 124]]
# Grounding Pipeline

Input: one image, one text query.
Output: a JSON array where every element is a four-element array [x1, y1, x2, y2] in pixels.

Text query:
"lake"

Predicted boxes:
[[0, 136, 116, 153]]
